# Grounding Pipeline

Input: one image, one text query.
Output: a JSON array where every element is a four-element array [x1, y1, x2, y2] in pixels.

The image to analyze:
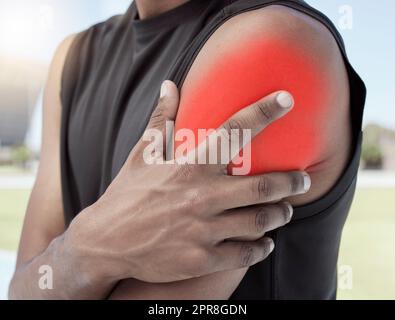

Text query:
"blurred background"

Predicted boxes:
[[0, 0, 394, 300]]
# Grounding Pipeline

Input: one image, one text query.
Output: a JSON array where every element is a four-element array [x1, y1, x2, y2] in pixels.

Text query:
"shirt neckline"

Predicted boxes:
[[129, 0, 210, 36]]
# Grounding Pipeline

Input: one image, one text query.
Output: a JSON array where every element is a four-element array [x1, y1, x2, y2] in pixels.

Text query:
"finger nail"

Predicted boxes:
[[265, 238, 275, 253], [302, 172, 311, 193], [160, 81, 170, 98], [276, 92, 294, 109], [283, 202, 293, 222]]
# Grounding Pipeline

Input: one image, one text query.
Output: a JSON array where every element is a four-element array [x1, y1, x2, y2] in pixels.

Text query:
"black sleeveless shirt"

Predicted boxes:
[[60, 0, 366, 299]]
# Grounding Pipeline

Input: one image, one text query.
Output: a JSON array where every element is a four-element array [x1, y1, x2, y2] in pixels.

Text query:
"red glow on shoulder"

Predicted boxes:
[[175, 37, 331, 175]]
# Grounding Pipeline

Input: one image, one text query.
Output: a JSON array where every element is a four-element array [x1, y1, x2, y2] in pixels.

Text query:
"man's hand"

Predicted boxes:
[[65, 81, 311, 284]]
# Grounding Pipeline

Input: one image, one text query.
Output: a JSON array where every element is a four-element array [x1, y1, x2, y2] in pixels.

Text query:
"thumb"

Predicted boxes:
[[135, 80, 179, 161], [148, 80, 179, 131]]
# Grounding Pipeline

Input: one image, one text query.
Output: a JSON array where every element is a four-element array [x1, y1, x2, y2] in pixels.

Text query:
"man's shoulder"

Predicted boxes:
[[184, 4, 347, 97], [180, 4, 352, 205], [217, 4, 340, 63]]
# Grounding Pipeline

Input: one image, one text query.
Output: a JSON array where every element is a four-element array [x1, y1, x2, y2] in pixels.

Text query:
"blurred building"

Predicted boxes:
[[0, 55, 46, 147], [0, 0, 131, 154], [380, 129, 395, 170], [362, 124, 395, 170]]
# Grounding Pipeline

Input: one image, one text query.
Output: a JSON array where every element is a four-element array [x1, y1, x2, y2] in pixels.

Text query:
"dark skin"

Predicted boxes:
[[9, 1, 350, 299]]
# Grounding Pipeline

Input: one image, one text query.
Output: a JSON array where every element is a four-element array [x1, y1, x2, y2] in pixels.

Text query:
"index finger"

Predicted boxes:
[[194, 91, 295, 167]]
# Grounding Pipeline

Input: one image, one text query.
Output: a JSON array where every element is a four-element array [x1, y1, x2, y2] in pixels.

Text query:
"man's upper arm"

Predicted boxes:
[[176, 5, 351, 206], [16, 35, 76, 266], [110, 6, 351, 299]]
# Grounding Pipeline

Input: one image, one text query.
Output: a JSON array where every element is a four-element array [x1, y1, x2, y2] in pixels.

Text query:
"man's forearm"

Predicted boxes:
[[109, 269, 249, 300], [9, 234, 114, 300]]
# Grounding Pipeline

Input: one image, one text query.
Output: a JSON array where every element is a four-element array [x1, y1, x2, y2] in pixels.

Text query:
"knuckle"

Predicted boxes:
[[255, 100, 274, 123], [280, 202, 293, 223], [185, 247, 210, 276], [255, 208, 269, 233], [289, 171, 304, 194], [223, 118, 244, 133], [216, 126, 231, 143], [149, 107, 165, 128], [261, 242, 270, 259], [254, 176, 272, 200], [240, 244, 255, 267], [157, 96, 171, 111]]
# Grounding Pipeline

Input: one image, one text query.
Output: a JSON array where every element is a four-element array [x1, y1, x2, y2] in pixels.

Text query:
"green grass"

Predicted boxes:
[[337, 188, 395, 300], [0, 165, 28, 176], [0, 187, 394, 299], [0, 189, 29, 251]]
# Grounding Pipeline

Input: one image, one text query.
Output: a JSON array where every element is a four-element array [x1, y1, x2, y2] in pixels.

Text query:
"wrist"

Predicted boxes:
[[62, 210, 120, 291]]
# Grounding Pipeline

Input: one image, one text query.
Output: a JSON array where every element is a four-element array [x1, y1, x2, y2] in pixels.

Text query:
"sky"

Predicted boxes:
[[310, 0, 395, 130], [0, 0, 394, 129]]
